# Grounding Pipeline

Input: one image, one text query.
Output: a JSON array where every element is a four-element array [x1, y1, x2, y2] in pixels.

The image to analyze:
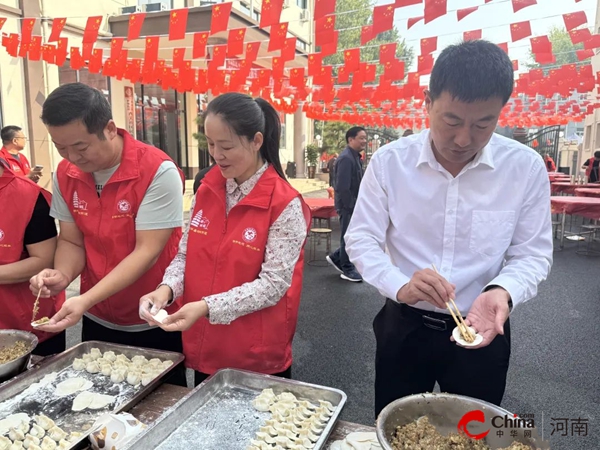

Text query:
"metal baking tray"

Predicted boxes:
[[124, 368, 347, 450], [0, 340, 184, 449]]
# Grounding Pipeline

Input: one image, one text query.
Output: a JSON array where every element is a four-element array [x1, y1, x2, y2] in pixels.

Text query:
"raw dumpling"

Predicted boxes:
[[81, 354, 93, 364], [161, 360, 173, 369], [147, 358, 162, 367], [100, 364, 112, 377], [102, 351, 116, 362], [88, 393, 115, 410], [16, 421, 30, 434], [9, 444, 24, 450], [126, 371, 141, 386], [277, 392, 297, 403], [110, 368, 127, 384], [55, 378, 93, 397], [89, 348, 102, 360], [115, 354, 130, 363], [67, 432, 81, 443], [252, 396, 271, 412], [57, 440, 70, 450], [23, 434, 41, 448], [40, 437, 56, 450], [85, 361, 100, 374], [27, 445, 41, 450], [29, 424, 46, 438], [141, 373, 155, 387], [0, 436, 11, 450], [0, 414, 30, 436], [47, 426, 67, 442], [8, 427, 25, 441], [131, 355, 147, 366], [72, 391, 95, 412]]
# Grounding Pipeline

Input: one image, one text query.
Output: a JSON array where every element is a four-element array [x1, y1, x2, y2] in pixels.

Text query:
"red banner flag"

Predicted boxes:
[[28, 36, 42, 60], [457, 7, 477, 21], [0, 18, 6, 31], [127, 13, 146, 41], [563, 11, 587, 32], [464, 30, 482, 41], [510, 21, 532, 42], [111, 37, 124, 56], [315, 0, 336, 21], [420, 37, 437, 54], [308, 53, 323, 76], [576, 49, 594, 60], [320, 30, 338, 57], [144, 36, 160, 66], [49, 18, 66, 42], [373, 4, 395, 35], [281, 37, 296, 62], [173, 48, 185, 69], [193, 32, 209, 59], [210, 2, 232, 35], [70, 47, 84, 70], [424, 0, 447, 24], [245, 41, 261, 61], [569, 28, 591, 44], [315, 15, 336, 48], [380, 43, 397, 64], [530, 36, 551, 54], [417, 54, 434, 74], [512, 0, 536, 13], [344, 48, 361, 71], [227, 28, 246, 56], [169, 9, 189, 41], [260, 0, 284, 29], [407, 16, 424, 29], [361, 26, 373, 45], [395, 0, 422, 6], [20, 18, 36, 45], [268, 22, 288, 52], [83, 16, 102, 44], [497, 42, 508, 53]]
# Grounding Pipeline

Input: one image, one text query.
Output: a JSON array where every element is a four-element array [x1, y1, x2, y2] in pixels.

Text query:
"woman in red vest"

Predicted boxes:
[[140, 93, 311, 385], [0, 161, 65, 355], [582, 151, 600, 183]]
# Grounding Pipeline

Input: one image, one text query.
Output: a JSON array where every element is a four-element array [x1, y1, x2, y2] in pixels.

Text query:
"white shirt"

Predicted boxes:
[[345, 130, 553, 315]]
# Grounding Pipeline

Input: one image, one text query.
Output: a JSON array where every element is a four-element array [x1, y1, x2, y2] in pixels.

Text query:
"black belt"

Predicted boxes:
[[397, 301, 459, 332]]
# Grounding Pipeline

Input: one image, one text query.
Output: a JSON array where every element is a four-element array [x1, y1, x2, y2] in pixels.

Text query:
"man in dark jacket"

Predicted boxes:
[[326, 127, 367, 282], [327, 152, 338, 187]]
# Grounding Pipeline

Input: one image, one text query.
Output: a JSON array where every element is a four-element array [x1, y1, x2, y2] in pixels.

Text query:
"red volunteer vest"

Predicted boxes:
[[585, 157, 595, 178], [0, 166, 63, 342], [0, 147, 31, 176], [55, 129, 183, 326], [181, 166, 311, 374]]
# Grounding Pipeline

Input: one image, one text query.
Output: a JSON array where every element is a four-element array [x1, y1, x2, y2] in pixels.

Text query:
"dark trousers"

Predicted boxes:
[[373, 299, 511, 418], [82, 316, 187, 387], [330, 209, 354, 272], [194, 366, 292, 387], [34, 331, 66, 357]]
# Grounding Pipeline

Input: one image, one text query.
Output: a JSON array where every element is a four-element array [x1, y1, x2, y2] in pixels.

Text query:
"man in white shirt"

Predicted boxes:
[[345, 40, 553, 416]]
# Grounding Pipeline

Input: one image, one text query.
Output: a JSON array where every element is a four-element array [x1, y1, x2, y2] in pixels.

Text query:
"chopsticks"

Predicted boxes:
[[431, 265, 475, 343]]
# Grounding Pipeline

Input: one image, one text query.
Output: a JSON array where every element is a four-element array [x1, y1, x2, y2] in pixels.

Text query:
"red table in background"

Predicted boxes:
[[551, 196, 600, 248], [304, 198, 337, 220], [551, 182, 580, 195], [575, 188, 600, 198]]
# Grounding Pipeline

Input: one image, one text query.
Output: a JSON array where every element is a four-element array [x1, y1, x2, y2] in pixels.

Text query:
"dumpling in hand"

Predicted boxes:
[[47, 426, 67, 442], [35, 415, 55, 431], [40, 437, 57, 450], [23, 434, 41, 448]]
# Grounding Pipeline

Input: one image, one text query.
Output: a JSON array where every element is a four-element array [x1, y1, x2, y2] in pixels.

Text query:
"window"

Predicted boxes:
[[252, 10, 260, 21], [295, 40, 307, 51], [58, 61, 110, 103], [296, 0, 307, 8], [239, 2, 251, 16], [595, 124, 600, 149], [585, 125, 591, 149]]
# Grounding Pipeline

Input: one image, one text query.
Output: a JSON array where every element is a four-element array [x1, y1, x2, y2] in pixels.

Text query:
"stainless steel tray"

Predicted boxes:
[[0, 340, 184, 449], [124, 368, 347, 450]]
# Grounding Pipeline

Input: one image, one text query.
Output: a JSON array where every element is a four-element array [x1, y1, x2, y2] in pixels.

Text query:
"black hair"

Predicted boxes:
[[204, 93, 286, 180], [1, 125, 22, 144], [41, 82, 113, 139], [346, 126, 366, 143], [594, 151, 600, 158], [402, 129, 414, 137], [429, 40, 514, 105]]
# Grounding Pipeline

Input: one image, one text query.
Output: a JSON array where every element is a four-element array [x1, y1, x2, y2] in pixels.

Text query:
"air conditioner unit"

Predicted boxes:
[[300, 9, 309, 22], [143, 2, 168, 12], [120, 6, 142, 14]]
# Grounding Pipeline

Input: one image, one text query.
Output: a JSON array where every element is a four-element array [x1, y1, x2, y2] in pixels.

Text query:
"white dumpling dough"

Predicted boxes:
[[72, 391, 95, 412], [47, 426, 67, 442], [55, 378, 93, 397], [89, 348, 102, 360], [152, 309, 169, 323], [23, 434, 41, 448], [8, 428, 25, 442], [40, 437, 57, 450], [88, 393, 116, 410], [0, 436, 10, 450], [85, 361, 100, 374], [0, 414, 30, 436], [29, 424, 45, 439]]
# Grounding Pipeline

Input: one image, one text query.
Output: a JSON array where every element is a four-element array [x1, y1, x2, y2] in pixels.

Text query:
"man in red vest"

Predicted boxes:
[[543, 153, 556, 172], [582, 151, 600, 183], [0, 160, 65, 356], [0, 126, 42, 182], [29, 83, 186, 385]]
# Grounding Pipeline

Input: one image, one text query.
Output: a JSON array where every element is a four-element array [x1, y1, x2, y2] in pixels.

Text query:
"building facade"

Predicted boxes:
[[0, 0, 314, 191], [581, 0, 600, 172]]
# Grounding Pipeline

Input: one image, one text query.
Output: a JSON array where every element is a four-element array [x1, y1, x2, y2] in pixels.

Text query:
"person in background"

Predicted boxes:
[[544, 153, 556, 172], [0, 126, 42, 183], [402, 129, 414, 137], [345, 40, 552, 417], [326, 127, 367, 283], [0, 160, 65, 356], [582, 151, 600, 183], [193, 156, 216, 194], [139, 93, 311, 386], [327, 152, 338, 188], [29, 83, 186, 386]]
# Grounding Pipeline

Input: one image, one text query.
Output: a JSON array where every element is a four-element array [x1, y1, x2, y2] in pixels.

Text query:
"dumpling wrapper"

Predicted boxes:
[[88, 393, 116, 410], [55, 377, 93, 396], [452, 326, 484, 347], [72, 391, 95, 412], [0, 413, 30, 435], [152, 309, 169, 324]]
